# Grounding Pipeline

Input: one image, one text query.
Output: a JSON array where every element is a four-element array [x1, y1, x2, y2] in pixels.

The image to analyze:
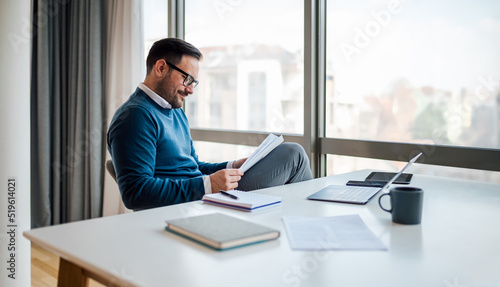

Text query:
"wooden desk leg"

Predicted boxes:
[[57, 258, 88, 287]]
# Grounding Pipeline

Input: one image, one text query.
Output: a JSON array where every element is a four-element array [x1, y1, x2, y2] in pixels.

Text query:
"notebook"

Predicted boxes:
[[202, 190, 282, 211], [165, 213, 280, 250], [307, 152, 422, 204]]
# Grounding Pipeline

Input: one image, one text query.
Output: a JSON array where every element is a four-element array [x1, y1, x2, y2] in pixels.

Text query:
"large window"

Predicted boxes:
[[144, 1, 499, 183], [185, 0, 304, 134], [324, 0, 500, 181], [326, 0, 500, 148]]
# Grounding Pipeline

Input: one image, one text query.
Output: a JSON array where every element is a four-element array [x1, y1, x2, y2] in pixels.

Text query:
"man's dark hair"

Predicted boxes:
[[146, 38, 202, 74]]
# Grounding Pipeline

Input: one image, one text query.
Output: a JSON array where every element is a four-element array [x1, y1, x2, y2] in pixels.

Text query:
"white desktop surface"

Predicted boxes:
[[24, 170, 500, 287]]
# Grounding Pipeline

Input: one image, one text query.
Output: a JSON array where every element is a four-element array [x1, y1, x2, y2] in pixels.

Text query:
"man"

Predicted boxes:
[[107, 38, 312, 210]]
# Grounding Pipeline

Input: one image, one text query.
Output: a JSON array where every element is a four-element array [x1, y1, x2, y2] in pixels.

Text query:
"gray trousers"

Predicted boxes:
[[237, 142, 313, 191]]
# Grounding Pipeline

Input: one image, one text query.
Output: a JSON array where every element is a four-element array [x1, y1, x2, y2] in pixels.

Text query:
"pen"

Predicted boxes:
[[220, 190, 238, 200]]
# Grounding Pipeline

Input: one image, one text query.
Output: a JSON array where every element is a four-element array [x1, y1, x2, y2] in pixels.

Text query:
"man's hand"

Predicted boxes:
[[232, 157, 248, 169], [210, 169, 244, 191]]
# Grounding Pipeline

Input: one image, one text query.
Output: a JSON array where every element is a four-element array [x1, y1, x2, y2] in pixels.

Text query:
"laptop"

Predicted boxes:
[[307, 152, 422, 205]]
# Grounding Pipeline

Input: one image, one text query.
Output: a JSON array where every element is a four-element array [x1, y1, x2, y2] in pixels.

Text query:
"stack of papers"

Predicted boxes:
[[202, 190, 282, 211], [282, 215, 387, 251], [239, 134, 284, 172]]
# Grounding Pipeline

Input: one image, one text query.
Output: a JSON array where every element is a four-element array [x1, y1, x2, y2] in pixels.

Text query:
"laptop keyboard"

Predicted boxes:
[[309, 185, 382, 204], [336, 186, 380, 202]]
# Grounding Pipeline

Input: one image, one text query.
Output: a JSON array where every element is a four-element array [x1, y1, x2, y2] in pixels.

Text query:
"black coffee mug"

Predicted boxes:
[[378, 187, 423, 225]]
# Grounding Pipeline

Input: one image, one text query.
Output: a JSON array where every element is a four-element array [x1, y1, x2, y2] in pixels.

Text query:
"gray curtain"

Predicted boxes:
[[31, 0, 105, 227]]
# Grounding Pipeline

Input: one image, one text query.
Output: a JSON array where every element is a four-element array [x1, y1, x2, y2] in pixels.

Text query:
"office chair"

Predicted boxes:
[[105, 159, 117, 183], [106, 159, 136, 212], [105, 159, 126, 210]]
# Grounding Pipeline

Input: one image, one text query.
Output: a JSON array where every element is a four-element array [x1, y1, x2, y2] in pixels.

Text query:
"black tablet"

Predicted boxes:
[[365, 172, 413, 184]]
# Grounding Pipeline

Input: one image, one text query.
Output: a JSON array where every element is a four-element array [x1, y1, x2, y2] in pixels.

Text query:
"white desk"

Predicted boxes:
[[24, 170, 500, 287]]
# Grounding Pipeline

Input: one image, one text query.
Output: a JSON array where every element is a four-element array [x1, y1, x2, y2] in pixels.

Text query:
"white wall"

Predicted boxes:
[[0, 0, 31, 286]]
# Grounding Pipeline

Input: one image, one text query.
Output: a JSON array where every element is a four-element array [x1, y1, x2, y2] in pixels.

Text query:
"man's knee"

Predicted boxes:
[[280, 142, 307, 154], [276, 142, 309, 163], [276, 142, 312, 182]]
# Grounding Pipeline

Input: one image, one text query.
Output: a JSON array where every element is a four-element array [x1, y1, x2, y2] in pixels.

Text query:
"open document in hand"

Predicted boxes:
[[239, 134, 284, 172]]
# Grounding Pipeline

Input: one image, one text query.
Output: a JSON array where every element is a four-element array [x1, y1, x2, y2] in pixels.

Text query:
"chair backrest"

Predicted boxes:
[[106, 159, 117, 183], [105, 159, 133, 212]]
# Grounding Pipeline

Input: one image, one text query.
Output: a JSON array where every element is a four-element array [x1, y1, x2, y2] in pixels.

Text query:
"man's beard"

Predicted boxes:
[[156, 77, 186, 109]]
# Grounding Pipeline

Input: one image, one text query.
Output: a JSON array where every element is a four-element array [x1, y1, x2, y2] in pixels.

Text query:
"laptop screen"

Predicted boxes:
[[380, 152, 422, 192]]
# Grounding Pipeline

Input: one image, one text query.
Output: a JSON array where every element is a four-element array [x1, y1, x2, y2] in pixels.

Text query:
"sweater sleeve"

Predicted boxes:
[[189, 139, 229, 175], [107, 106, 205, 210]]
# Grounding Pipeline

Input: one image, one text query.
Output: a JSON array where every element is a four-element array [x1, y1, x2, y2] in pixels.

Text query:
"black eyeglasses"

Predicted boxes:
[[165, 60, 199, 88]]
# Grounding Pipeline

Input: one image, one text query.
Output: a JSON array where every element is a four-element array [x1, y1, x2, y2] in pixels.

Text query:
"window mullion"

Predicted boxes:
[[304, 0, 327, 178], [168, 0, 184, 39]]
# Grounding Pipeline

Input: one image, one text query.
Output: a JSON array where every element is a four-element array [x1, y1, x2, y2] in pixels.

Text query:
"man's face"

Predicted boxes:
[[156, 55, 199, 109]]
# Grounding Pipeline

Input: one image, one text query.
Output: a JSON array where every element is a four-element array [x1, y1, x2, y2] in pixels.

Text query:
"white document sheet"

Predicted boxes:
[[239, 134, 284, 172], [282, 215, 387, 251]]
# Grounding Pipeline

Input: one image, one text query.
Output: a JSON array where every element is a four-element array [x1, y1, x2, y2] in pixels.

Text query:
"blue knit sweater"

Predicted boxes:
[[107, 88, 227, 209]]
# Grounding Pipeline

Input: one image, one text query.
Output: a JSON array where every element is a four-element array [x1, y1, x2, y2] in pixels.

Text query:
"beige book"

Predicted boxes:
[[165, 213, 280, 250]]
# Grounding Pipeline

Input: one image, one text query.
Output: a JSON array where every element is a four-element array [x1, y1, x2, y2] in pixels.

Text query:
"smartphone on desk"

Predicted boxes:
[[346, 180, 386, 188], [365, 172, 413, 184]]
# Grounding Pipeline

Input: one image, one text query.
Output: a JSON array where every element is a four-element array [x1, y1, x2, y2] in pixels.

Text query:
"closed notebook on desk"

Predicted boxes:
[[165, 213, 280, 250], [202, 190, 282, 211]]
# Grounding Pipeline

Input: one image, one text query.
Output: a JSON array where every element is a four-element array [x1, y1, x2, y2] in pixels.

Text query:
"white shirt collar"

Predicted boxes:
[[138, 82, 172, 109]]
